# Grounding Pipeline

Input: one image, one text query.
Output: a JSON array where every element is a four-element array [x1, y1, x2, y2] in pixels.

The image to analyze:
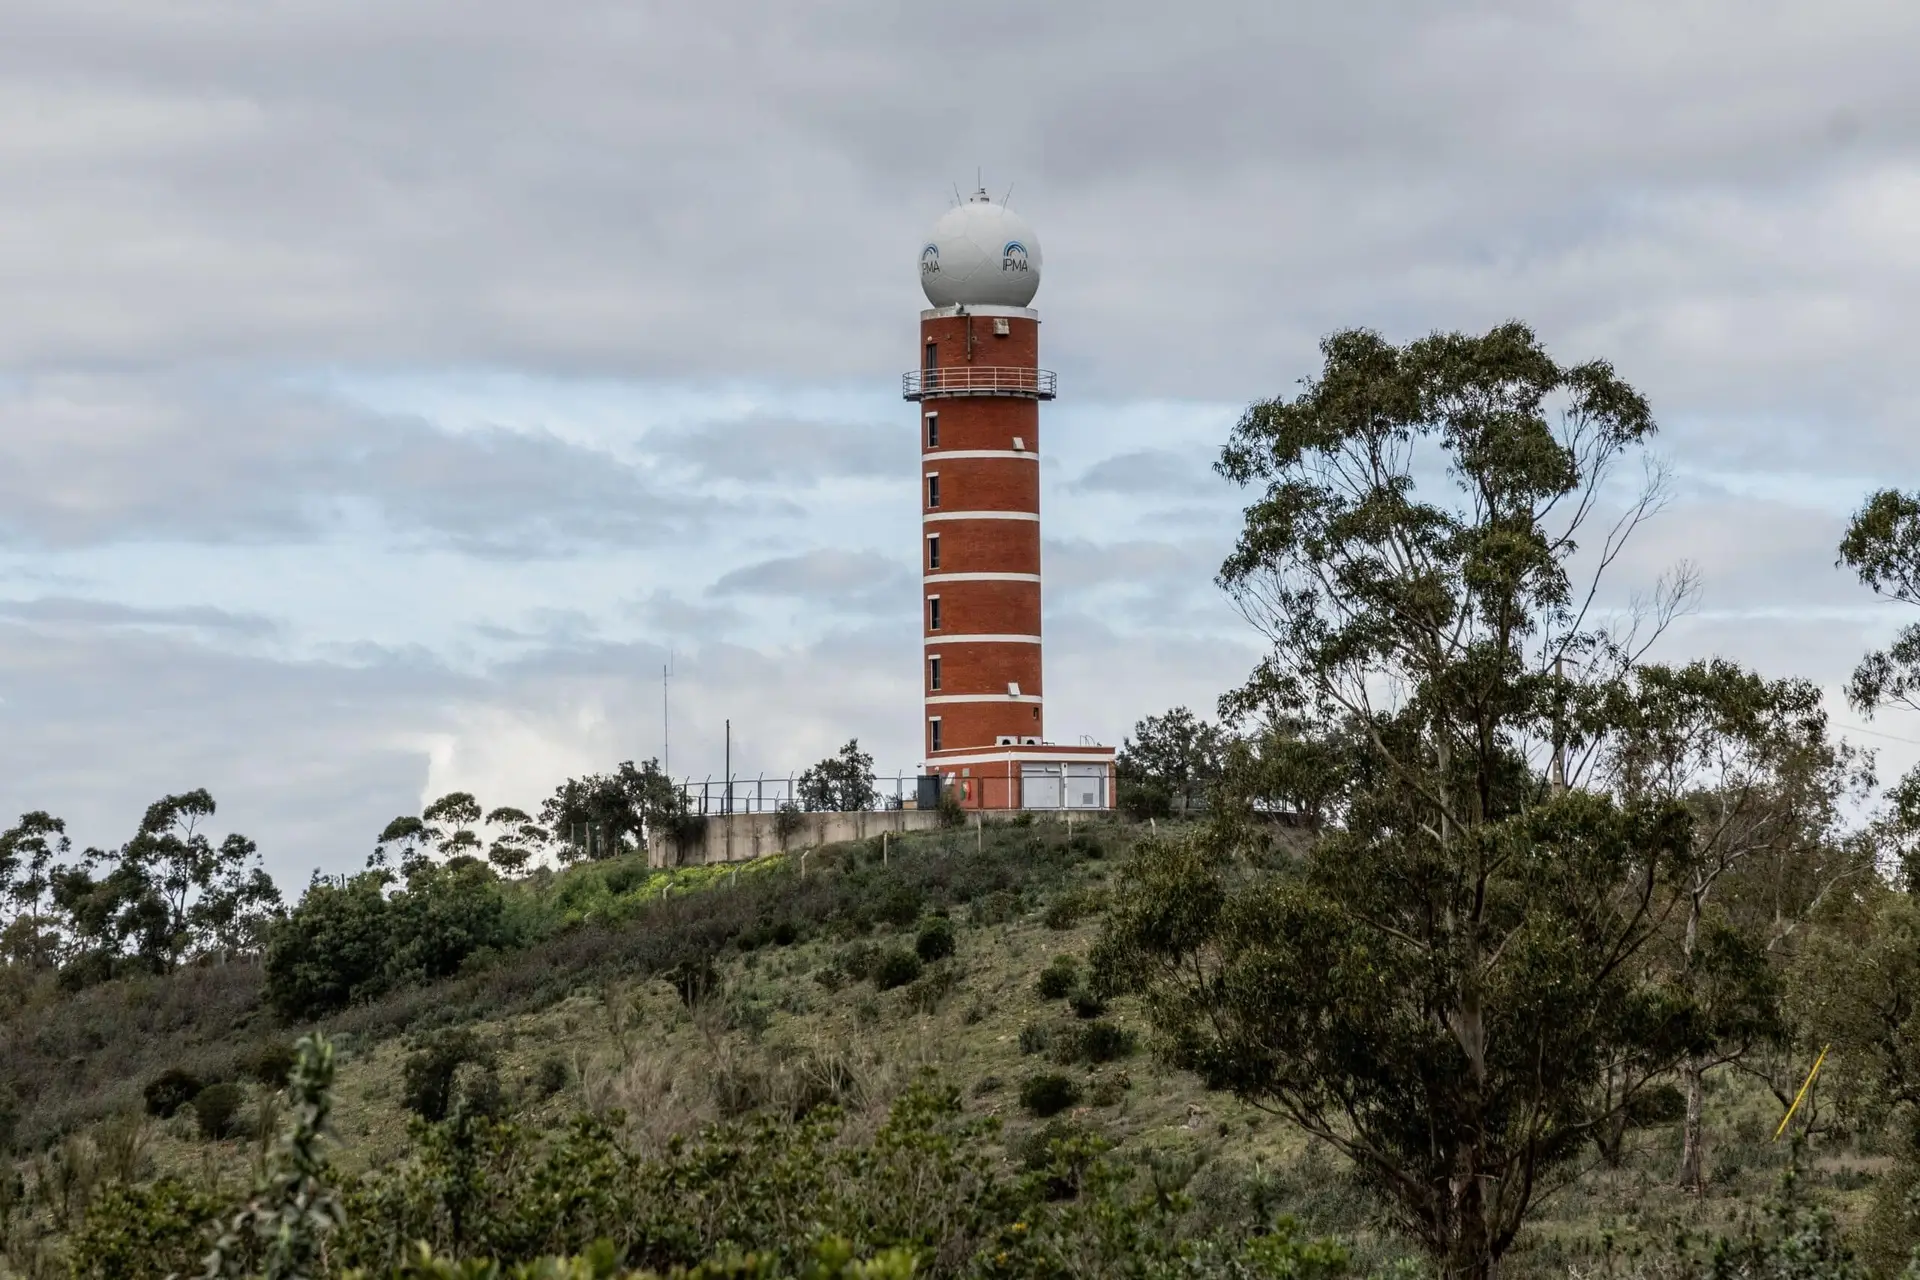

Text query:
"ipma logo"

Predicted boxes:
[[920, 244, 940, 274], [1001, 241, 1029, 272]]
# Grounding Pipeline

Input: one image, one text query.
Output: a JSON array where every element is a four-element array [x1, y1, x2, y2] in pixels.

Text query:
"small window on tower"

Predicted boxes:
[[929, 717, 943, 753], [925, 413, 939, 448], [928, 596, 941, 630], [928, 655, 942, 690], [926, 473, 941, 509], [926, 534, 941, 570]]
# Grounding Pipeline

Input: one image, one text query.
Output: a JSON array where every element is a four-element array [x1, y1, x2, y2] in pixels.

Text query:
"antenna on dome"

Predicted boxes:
[[1002, 182, 1014, 208], [952, 180, 962, 206]]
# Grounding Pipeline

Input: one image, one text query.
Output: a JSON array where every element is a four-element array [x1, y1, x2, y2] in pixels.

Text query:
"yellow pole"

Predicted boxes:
[[1774, 1045, 1831, 1141]]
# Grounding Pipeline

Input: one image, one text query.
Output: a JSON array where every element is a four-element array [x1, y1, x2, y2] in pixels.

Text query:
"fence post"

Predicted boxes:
[[976, 811, 983, 855], [883, 832, 889, 866]]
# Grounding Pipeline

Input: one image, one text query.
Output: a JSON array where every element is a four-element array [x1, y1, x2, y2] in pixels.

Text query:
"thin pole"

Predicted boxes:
[[1775, 1045, 1831, 1140], [725, 719, 731, 816], [663, 658, 671, 779]]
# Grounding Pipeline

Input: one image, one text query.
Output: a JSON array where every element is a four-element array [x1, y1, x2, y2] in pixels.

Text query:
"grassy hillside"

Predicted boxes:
[[0, 817, 1886, 1277]]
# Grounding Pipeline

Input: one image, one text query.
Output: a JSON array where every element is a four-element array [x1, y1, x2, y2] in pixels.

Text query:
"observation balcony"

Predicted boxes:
[[903, 366, 1057, 401]]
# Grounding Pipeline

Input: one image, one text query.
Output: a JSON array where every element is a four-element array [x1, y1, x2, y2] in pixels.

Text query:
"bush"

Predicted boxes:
[[1068, 988, 1107, 1019], [774, 802, 807, 845], [401, 1028, 496, 1122], [143, 1068, 204, 1120], [1054, 1021, 1136, 1066], [1043, 891, 1094, 930], [1019, 1073, 1083, 1118], [915, 916, 956, 962], [192, 1082, 244, 1140], [245, 1039, 298, 1087], [534, 1053, 571, 1098], [872, 948, 923, 991], [970, 890, 1020, 926], [68, 1178, 225, 1280], [264, 871, 391, 1019], [871, 882, 924, 929], [937, 787, 966, 828], [1036, 955, 1080, 1000], [1019, 1022, 1054, 1056]]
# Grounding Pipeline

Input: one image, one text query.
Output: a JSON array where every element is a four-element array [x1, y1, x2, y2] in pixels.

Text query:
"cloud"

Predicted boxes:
[[0, 596, 279, 638], [648, 415, 909, 486], [1067, 448, 1221, 498], [709, 549, 913, 616], [0, 375, 707, 555]]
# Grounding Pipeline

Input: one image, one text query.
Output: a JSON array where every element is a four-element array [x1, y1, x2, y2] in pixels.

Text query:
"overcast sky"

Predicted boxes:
[[3, 0, 1919, 885]]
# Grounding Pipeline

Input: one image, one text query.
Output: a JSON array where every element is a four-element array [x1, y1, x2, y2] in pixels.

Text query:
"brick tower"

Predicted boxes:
[[907, 187, 1114, 811]]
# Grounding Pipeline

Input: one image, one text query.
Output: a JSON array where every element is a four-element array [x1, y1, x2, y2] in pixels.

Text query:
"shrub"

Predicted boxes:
[[143, 1068, 204, 1120], [192, 1082, 244, 1140], [263, 871, 391, 1019], [872, 948, 923, 991], [872, 882, 924, 929], [534, 1053, 571, 1099], [905, 965, 958, 1015], [774, 802, 807, 845], [246, 1039, 298, 1087], [1090, 1073, 1130, 1106], [401, 1028, 496, 1122], [68, 1178, 224, 1280], [937, 788, 966, 828], [1078, 1021, 1136, 1063], [915, 916, 955, 962], [1036, 955, 1080, 1000], [1068, 988, 1108, 1019], [1043, 891, 1094, 930], [1019, 1073, 1083, 1118], [969, 890, 1020, 926], [1019, 1022, 1054, 1056]]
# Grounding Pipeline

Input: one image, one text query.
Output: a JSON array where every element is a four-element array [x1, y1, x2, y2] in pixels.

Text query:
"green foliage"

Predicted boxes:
[[871, 949, 922, 992], [1033, 957, 1078, 1002], [1017, 1073, 1081, 1118], [143, 1067, 204, 1119], [540, 759, 680, 864], [247, 1039, 299, 1088], [1840, 488, 1920, 717], [799, 742, 878, 814], [266, 862, 518, 1020], [67, 1178, 224, 1280], [403, 1029, 499, 1123], [1040, 892, 1093, 931], [193, 1082, 245, 1141], [914, 917, 955, 962], [1116, 707, 1225, 819], [1123, 322, 1720, 1280], [202, 1033, 346, 1279], [46, 789, 281, 984], [264, 871, 393, 1018]]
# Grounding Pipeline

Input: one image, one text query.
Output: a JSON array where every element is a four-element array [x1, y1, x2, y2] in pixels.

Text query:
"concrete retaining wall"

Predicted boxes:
[[648, 808, 947, 868]]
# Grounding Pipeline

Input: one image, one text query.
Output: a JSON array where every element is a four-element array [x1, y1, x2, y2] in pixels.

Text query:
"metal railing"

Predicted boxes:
[[671, 773, 927, 816], [903, 367, 1057, 401]]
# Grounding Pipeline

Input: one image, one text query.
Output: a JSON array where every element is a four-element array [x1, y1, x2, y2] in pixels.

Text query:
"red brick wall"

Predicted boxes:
[[925, 521, 1039, 575], [919, 312, 1048, 755]]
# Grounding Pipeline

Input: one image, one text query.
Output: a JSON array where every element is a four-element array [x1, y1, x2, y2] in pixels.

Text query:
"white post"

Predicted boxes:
[[883, 832, 889, 866]]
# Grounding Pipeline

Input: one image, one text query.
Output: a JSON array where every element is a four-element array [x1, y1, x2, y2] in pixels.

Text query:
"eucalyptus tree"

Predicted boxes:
[[1097, 323, 1712, 1280], [1595, 659, 1869, 1186]]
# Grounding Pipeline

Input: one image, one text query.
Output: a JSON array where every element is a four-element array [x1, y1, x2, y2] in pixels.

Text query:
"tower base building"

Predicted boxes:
[[906, 189, 1115, 811]]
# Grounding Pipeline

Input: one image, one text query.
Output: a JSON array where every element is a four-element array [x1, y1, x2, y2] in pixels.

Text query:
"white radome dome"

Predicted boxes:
[[919, 189, 1042, 308]]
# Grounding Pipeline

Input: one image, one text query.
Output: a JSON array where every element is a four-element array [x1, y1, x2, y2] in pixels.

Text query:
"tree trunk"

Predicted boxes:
[[1677, 1054, 1705, 1192]]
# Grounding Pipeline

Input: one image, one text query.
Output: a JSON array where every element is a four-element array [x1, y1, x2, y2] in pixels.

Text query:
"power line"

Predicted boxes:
[[1836, 721, 1920, 747]]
